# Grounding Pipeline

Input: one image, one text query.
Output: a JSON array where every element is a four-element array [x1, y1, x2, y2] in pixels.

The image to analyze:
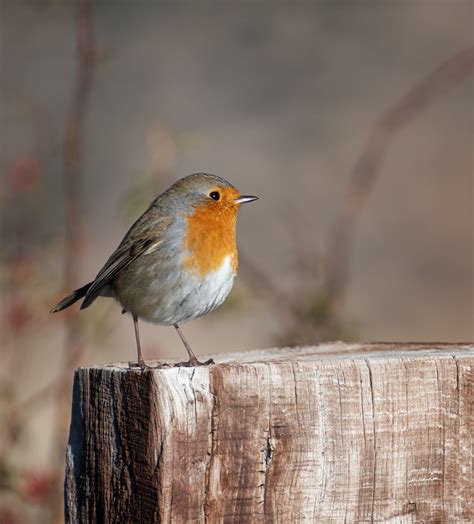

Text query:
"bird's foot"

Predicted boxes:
[[128, 360, 163, 370], [128, 358, 214, 369], [174, 357, 214, 368]]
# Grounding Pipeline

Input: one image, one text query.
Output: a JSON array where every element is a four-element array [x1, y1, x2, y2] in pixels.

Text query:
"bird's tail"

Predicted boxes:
[[50, 282, 93, 313]]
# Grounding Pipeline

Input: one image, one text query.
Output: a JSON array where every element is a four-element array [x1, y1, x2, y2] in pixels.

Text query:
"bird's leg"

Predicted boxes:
[[132, 314, 146, 369], [173, 323, 198, 366], [173, 323, 214, 367]]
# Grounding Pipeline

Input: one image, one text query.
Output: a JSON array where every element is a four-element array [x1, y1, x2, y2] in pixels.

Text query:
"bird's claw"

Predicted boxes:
[[128, 358, 214, 370], [128, 360, 163, 370], [174, 357, 214, 368]]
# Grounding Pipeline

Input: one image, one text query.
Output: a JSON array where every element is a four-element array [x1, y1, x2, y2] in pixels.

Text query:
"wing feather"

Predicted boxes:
[[80, 214, 172, 309]]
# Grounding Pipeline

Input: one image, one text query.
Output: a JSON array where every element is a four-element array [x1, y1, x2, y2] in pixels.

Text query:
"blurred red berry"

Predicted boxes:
[[19, 469, 56, 503], [4, 298, 32, 333], [0, 506, 22, 524], [9, 157, 41, 192]]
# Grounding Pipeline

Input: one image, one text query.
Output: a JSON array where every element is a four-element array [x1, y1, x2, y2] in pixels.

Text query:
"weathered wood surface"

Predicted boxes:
[[65, 343, 473, 523]]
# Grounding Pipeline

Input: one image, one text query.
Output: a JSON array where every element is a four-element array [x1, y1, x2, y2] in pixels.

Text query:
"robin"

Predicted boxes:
[[51, 173, 258, 368]]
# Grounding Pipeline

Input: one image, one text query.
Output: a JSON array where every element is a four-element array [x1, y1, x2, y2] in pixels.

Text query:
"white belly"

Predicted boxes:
[[145, 255, 236, 325]]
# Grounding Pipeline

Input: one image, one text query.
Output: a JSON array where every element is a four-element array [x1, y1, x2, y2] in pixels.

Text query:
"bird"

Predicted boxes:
[[51, 173, 258, 368]]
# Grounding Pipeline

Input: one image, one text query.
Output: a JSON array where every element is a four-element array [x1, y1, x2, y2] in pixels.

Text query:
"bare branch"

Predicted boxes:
[[239, 251, 324, 343], [50, 2, 96, 519], [325, 46, 474, 314]]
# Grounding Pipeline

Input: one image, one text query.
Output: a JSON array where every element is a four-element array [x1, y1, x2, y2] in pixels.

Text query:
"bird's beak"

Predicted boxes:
[[233, 195, 259, 204]]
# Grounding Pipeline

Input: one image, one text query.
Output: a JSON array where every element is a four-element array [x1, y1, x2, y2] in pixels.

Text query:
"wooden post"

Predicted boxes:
[[65, 343, 473, 522]]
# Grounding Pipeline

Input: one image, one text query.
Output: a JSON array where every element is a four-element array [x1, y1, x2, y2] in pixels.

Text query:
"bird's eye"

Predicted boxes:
[[209, 191, 220, 201]]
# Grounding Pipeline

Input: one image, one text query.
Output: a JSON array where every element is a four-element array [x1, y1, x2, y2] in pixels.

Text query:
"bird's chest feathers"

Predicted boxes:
[[184, 204, 238, 276]]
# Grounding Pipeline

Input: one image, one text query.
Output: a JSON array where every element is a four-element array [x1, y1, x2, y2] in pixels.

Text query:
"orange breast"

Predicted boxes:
[[184, 197, 239, 276]]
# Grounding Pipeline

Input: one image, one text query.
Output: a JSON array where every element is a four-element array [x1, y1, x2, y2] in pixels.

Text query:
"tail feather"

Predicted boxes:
[[50, 282, 93, 313]]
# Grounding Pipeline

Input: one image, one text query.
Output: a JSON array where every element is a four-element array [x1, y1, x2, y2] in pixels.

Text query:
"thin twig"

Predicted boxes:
[[50, 0, 95, 520], [239, 251, 322, 342], [57, 0, 95, 426], [325, 46, 474, 314]]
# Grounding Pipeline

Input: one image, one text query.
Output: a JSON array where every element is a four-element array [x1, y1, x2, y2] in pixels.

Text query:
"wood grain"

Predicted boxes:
[[65, 343, 473, 522]]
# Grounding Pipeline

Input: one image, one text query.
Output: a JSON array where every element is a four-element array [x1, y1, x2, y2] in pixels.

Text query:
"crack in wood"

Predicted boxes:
[[365, 358, 377, 524], [263, 430, 273, 468], [204, 367, 217, 522], [261, 427, 274, 512]]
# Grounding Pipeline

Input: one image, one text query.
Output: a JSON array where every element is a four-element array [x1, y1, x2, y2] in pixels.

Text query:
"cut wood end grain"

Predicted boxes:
[[95, 340, 474, 369], [65, 343, 473, 523]]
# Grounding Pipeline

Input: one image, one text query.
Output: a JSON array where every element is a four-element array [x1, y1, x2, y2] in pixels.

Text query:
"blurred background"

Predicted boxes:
[[1, 0, 472, 521]]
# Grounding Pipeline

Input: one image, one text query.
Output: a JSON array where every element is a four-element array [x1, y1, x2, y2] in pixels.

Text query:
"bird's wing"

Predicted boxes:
[[81, 215, 172, 309]]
